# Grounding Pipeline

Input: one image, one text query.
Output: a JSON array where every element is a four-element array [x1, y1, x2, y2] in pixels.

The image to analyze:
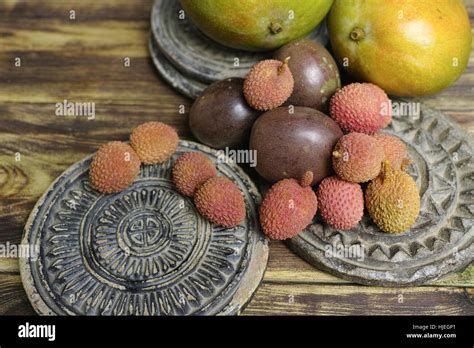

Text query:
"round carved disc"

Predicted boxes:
[[287, 100, 474, 286], [148, 0, 328, 99], [149, 32, 207, 100], [20, 141, 268, 315]]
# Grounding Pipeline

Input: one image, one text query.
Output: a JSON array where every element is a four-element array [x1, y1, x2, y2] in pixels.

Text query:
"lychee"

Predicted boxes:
[[374, 133, 411, 170], [365, 161, 420, 233], [130, 122, 179, 164], [89, 141, 141, 193], [243, 58, 294, 111], [329, 83, 392, 134], [316, 176, 363, 230], [259, 171, 318, 240], [172, 152, 217, 197], [332, 132, 384, 183], [194, 176, 246, 228]]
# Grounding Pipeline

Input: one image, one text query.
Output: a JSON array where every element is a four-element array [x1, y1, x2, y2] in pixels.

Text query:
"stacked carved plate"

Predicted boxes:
[[148, 0, 328, 98]]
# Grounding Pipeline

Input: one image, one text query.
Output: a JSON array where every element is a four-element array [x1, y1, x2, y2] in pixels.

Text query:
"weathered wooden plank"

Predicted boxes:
[[0, 19, 150, 56], [0, 103, 191, 137], [0, 259, 19, 274], [0, 272, 471, 316], [265, 242, 474, 287], [244, 283, 474, 315], [0, 274, 35, 315], [1, 0, 153, 20], [1, 245, 472, 288], [0, 7, 471, 129]]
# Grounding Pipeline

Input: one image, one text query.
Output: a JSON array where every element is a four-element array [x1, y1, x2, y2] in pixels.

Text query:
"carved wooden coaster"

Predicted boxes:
[[20, 141, 268, 315], [148, 0, 328, 99], [286, 100, 474, 286]]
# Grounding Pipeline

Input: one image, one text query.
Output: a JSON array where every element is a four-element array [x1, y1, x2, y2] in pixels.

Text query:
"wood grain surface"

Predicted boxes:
[[0, 0, 473, 316]]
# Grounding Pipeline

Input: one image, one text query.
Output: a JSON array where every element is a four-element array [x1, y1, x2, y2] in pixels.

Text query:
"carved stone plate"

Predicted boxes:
[[148, 0, 328, 99], [20, 141, 268, 315], [149, 31, 207, 100], [287, 100, 474, 287]]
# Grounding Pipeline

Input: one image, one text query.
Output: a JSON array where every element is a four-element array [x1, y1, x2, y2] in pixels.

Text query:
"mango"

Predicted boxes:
[[328, 0, 472, 96], [179, 0, 334, 51]]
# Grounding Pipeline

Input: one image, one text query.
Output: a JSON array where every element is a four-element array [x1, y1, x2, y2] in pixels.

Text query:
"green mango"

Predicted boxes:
[[179, 0, 334, 51]]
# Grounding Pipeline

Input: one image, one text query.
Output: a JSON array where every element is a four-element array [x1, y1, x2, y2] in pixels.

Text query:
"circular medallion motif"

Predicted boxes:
[[21, 141, 268, 315], [118, 210, 171, 256]]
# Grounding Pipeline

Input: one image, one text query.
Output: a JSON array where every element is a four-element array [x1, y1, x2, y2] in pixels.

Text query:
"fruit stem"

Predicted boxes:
[[269, 22, 283, 34], [400, 158, 412, 171], [300, 171, 313, 187], [380, 160, 391, 183], [332, 151, 342, 159], [278, 56, 291, 75], [350, 27, 365, 41]]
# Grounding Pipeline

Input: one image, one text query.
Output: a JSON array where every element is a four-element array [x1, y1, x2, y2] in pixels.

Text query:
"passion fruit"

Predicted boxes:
[[274, 39, 341, 111]]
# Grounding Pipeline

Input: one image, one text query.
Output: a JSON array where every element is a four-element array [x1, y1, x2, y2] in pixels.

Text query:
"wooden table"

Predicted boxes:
[[0, 0, 473, 315]]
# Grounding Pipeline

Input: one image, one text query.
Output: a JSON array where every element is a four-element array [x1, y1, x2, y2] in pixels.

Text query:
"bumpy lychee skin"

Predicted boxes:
[[317, 176, 363, 230], [243, 58, 294, 111], [365, 161, 420, 234], [194, 176, 246, 228], [130, 122, 179, 164], [172, 152, 217, 197], [259, 171, 318, 240], [329, 83, 392, 134], [332, 132, 384, 183], [374, 133, 411, 170], [89, 141, 141, 193]]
